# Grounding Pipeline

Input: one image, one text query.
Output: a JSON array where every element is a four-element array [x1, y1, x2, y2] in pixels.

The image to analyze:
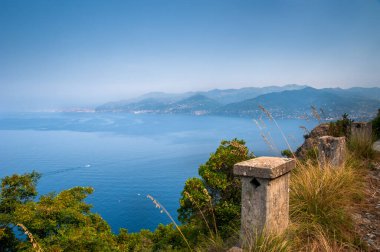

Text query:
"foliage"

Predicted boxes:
[[178, 139, 254, 238], [372, 108, 380, 139], [117, 224, 190, 252], [15, 187, 118, 251], [281, 149, 293, 158], [0, 171, 40, 213], [328, 113, 353, 137], [0, 172, 124, 251], [305, 147, 319, 163], [0, 171, 41, 251]]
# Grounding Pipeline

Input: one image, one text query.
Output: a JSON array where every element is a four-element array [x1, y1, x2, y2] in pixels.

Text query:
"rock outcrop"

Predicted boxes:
[[295, 123, 330, 159], [317, 136, 346, 167]]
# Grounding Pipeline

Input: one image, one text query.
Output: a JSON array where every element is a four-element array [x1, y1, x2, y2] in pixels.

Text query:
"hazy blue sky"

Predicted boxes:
[[1, 0, 379, 110]]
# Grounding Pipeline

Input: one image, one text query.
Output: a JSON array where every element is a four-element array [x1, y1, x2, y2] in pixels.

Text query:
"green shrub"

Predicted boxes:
[[178, 139, 254, 238], [328, 113, 353, 137], [281, 149, 293, 158], [372, 109, 380, 139], [305, 147, 318, 162], [0, 172, 121, 251]]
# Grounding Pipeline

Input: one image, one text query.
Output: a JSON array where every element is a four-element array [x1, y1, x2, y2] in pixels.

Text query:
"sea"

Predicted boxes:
[[0, 112, 317, 233]]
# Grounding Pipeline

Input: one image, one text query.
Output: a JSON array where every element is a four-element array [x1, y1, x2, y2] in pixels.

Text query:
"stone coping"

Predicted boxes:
[[233, 156, 295, 179]]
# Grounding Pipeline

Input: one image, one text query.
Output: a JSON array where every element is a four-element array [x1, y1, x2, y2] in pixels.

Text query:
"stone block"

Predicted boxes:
[[233, 157, 295, 244], [318, 136, 346, 167]]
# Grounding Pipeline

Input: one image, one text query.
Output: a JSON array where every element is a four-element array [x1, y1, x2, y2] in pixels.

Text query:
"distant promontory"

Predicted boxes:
[[96, 85, 380, 120]]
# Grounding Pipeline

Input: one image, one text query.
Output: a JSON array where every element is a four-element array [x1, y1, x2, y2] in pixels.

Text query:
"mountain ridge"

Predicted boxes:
[[96, 85, 380, 119]]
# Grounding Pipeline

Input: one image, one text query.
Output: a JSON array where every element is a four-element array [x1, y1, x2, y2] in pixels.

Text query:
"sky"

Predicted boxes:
[[1, 0, 380, 111]]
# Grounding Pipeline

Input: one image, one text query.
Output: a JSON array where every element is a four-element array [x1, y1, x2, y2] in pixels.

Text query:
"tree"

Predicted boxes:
[[0, 171, 41, 251], [0, 172, 120, 251], [178, 139, 254, 237]]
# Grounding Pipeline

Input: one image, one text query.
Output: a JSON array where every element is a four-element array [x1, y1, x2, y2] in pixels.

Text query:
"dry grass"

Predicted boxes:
[[348, 133, 375, 160], [289, 160, 366, 251], [258, 105, 295, 156], [251, 105, 368, 251], [290, 225, 349, 252], [242, 230, 289, 252]]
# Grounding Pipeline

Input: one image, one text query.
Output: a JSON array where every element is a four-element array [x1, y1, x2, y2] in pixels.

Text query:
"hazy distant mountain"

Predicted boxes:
[[96, 85, 380, 119], [201, 84, 308, 104], [96, 84, 307, 112], [167, 94, 221, 115], [215, 87, 379, 119], [325, 87, 380, 101], [96, 98, 168, 112], [97, 94, 220, 115]]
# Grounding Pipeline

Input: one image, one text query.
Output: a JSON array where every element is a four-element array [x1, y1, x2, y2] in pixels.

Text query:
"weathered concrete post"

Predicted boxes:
[[233, 157, 295, 243], [318, 136, 346, 167], [351, 122, 372, 140]]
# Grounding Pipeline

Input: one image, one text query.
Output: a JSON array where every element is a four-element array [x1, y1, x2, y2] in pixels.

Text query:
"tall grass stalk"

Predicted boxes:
[[253, 119, 278, 153], [202, 189, 219, 238], [311, 105, 322, 124], [299, 125, 310, 138], [258, 105, 296, 159], [183, 191, 214, 237], [147, 195, 192, 251]]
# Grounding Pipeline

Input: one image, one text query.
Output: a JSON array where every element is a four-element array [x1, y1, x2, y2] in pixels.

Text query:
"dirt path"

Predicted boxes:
[[352, 146, 380, 251]]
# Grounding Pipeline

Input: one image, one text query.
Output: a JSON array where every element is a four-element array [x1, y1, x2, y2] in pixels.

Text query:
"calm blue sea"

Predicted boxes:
[[0, 113, 317, 233]]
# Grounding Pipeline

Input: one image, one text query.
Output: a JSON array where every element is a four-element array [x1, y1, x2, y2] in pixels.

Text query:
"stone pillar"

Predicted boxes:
[[351, 122, 372, 140], [233, 157, 295, 243], [318, 136, 346, 167]]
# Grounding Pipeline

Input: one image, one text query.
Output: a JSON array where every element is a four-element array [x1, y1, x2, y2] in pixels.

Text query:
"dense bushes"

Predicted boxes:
[[328, 113, 353, 137], [178, 139, 254, 238], [372, 109, 380, 139], [0, 173, 119, 251]]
